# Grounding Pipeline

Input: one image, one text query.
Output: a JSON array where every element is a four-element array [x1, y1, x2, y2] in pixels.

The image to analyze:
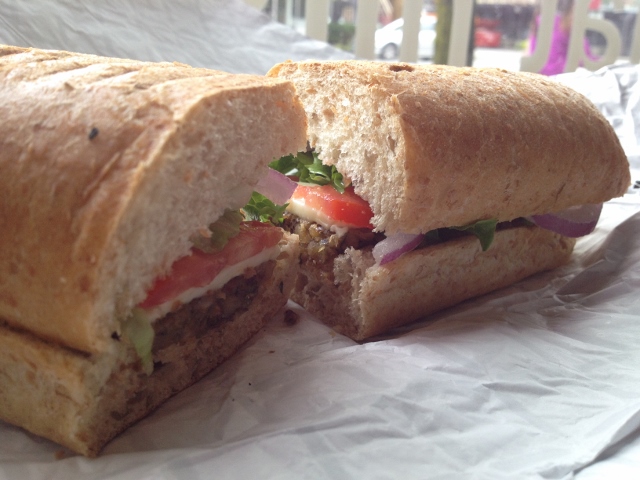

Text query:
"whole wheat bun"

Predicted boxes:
[[269, 60, 630, 341], [292, 225, 575, 341], [0, 234, 299, 456], [0, 45, 307, 455], [268, 60, 630, 234], [0, 46, 306, 354]]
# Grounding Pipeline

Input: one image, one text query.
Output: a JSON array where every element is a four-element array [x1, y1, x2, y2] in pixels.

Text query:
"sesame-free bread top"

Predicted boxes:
[[291, 225, 575, 341], [0, 46, 307, 354], [268, 60, 630, 234]]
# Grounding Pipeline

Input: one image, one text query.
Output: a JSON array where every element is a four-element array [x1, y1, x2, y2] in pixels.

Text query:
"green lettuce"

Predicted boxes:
[[122, 308, 154, 375], [190, 209, 243, 253]]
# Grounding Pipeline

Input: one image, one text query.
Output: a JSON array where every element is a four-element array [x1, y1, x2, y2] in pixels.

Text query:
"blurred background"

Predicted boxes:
[[2, 0, 640, 76], [248, 0, 640, 73]]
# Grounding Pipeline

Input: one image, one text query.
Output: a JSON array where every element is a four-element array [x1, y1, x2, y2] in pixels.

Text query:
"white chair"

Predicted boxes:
[[521, 0, 625, 74], [302, 0, 475, 65], [243, 0, 475, 64], [247, 0, 635, 73]]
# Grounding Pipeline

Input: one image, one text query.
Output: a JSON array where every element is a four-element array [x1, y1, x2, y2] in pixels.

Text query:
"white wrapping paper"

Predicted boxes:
[[0, 0, 352, 73], [2, 1, 640, 478]]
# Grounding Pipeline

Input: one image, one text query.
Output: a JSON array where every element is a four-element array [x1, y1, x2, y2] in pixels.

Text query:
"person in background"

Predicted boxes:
[[529, 0, 595, 76]]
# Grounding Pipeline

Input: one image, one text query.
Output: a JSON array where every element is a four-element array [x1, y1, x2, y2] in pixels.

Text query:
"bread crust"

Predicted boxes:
[[0, 45, 308, 455], [0, 234, 299, 456], [268, 60, 630, 234], [0, 46, 307, 354], [291, 226, 575, 341]]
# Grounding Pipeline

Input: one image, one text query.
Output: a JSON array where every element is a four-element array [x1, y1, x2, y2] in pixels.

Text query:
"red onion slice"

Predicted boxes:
[[373, 233, 424, 265], [255, 168, 297, 205], [529, 203, 603, 238]]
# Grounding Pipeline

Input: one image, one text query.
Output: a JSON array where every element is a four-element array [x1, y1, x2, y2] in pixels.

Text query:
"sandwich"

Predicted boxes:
[[267, 60, 631, 341], [0, 46, 307, 455]]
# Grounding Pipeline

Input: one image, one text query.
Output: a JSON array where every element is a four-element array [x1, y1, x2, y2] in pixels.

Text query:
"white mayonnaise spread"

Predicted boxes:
[[286, 195, 350, 237], [143, 244, 280, 323]]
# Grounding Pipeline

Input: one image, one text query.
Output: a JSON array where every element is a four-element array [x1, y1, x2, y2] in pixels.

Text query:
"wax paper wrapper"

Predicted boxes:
[[2, 1, 640, 479]]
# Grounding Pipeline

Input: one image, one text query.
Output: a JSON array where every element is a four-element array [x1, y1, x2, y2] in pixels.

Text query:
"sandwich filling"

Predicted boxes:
[[140, 242, 281, 323], [271, 150, 500, 265], [122, 199, 289, 373], [138, 220, 282, 318], [272, 149, 604, 267]]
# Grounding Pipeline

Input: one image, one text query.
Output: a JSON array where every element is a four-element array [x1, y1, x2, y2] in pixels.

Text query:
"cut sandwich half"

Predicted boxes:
[[0, 46, 307, 456], [267, 60, 631, 341]]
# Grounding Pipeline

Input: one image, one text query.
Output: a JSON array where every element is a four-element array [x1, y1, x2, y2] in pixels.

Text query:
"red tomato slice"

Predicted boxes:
[[291, 184, 373, 229], [139, 221, 282, 309]]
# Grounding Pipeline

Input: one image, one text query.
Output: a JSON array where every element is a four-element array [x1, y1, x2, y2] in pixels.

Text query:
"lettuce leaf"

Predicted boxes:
[[190, 209, 243, 253], [122, 308, 154, 375], [270, 150, 345, 193]]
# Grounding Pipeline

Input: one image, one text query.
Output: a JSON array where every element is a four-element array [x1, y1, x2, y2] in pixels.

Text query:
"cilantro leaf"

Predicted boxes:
[[451, 218, 499, 251], [242, 191, 288, 225], [270, 151, 345, 193]]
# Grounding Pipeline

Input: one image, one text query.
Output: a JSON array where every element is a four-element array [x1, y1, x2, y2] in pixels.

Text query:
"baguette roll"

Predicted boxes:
[[0, 46, 305, 354], [268, 60, 630, 340], [0, 46, 307, 455], [268, 60, 630, 234]]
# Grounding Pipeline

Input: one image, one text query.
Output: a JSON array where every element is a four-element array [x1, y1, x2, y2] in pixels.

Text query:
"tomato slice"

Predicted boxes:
[[139, 221, 282, 309], [289, 184, 373, 229]]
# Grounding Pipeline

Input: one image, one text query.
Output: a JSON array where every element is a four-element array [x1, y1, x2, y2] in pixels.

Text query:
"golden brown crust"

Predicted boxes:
[[268, 60, 630, 234], [0, 46, 307, 354], [290, 226, 575, 341], [0, 235, 299, 456], [0, 45, 307, 455]]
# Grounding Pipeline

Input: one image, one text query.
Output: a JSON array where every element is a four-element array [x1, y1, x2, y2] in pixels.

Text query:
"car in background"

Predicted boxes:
[[374, 16, 437, 60], [374, 16, 502, 60], [474, 27, 502, 48], [474, 17, 502, 48]]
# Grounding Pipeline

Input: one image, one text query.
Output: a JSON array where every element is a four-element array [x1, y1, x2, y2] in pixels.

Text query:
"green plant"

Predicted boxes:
[[328, 22, 356, 51]]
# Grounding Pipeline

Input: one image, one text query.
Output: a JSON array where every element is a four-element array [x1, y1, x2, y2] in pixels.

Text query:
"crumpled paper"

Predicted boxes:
[[0, 0, 352, 73], [2, 1, 640, 479]]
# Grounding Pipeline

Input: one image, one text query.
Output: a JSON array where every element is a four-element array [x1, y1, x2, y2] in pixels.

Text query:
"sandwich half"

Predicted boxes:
[[0, 46, 307, 455], [267, 60, 631, 341]]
